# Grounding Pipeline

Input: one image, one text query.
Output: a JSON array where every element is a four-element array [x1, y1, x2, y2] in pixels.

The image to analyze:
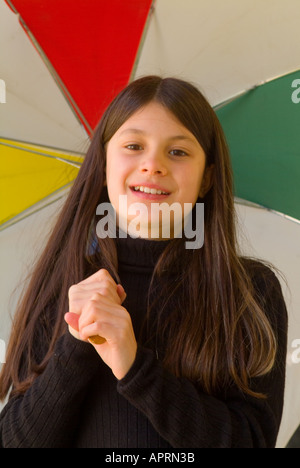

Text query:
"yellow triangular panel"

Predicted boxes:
[[0, 139, 84, 226]]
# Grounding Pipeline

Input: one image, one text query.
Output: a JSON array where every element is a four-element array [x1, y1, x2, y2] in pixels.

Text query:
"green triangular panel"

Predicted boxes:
[[216, 70, 300, 220]]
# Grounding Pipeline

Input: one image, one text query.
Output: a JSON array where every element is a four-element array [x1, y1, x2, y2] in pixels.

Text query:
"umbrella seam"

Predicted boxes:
[[0, 184, 73, 231], [0, 141, 83, 168], [234, 198, 300, 225]]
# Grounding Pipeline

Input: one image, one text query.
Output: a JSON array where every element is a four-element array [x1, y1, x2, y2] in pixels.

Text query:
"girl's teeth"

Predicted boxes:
[[133, 186, 167, 195]]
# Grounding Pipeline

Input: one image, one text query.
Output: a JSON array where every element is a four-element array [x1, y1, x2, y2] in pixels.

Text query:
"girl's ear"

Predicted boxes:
[[199, 164, 214, 198]]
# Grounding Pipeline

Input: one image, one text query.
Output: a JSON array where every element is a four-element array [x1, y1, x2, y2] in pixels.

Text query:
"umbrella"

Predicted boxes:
[[1, 0, 299, 447]]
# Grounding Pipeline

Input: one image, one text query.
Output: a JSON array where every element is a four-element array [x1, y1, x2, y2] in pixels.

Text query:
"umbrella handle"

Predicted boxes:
[[88, 335, 106, 345]]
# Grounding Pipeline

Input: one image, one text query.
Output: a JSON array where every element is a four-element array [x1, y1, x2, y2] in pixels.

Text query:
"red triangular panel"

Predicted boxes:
[[7, 0, 153, 132]]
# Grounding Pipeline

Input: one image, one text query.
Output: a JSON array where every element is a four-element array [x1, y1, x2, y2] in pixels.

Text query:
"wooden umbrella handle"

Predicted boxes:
[[88, 335, 106, 345]]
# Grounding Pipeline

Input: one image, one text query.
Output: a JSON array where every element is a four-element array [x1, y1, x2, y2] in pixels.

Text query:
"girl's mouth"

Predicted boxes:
[[129, 185, 171, 200], [131, 185, 169, 195]]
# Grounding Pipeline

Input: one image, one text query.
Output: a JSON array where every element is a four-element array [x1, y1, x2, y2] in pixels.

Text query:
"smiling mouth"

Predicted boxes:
[[131, 185, 170, 195]]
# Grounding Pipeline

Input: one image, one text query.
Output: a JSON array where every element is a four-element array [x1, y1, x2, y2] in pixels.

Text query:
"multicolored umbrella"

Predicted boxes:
[[1, 0, 299, 447]]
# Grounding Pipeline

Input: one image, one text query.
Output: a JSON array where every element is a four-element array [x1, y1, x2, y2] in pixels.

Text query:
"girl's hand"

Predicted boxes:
[[65, 268, 126, 339], [68, 268, 126, 314], [64, 269, 137, 380]]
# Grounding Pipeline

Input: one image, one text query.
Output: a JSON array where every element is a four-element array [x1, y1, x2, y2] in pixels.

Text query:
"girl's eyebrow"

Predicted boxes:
[[119, 128, 198, 146], [119, 128, 146, 137]]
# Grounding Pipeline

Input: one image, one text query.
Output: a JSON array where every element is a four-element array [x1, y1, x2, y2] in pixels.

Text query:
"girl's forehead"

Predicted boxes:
[[108, 103, 204, 155], [115, 102, 191, 135]]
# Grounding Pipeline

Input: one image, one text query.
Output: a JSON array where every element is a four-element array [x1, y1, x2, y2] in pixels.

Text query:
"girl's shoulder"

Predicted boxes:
[[240, 257, 284, 292], [241, 256, 278, 280], [240, 257, 288, 328]]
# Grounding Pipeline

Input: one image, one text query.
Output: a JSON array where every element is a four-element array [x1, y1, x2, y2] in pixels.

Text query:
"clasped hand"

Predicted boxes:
[[64, 269, 137, 380]]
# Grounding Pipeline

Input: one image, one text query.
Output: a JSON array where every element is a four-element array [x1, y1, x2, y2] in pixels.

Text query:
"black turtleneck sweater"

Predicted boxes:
[[0, 237, 288, 448]]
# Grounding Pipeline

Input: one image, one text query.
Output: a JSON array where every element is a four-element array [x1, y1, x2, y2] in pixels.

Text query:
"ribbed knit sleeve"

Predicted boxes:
[[117, 346, 281, 448], [0, 333, 100, 448], [117, 270, 288, 448]]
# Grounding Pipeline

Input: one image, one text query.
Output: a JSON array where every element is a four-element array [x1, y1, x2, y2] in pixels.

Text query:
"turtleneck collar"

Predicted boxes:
[[116, 235, 172, 272]]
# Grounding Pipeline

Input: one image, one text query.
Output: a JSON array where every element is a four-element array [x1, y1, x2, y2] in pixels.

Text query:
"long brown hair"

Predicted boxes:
[[0, 76, 277, 400]]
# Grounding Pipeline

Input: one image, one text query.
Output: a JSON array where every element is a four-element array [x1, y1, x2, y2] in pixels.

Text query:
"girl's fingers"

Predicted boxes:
[[64, 312, 106, 343], [68, 271, 126, 310], [64, 312, 81, 340], [80, 322, 106, 341], [79, 268, 114, 285], [64, 312, 79, 331], [80, 317, 130, 346], [66, 269, 128, 350], [79, 306, 122, 345], [69, 283, 120, 306], [78, 294, 131, 337], [117, 284, 127, 303], [66, 288, 136, 380], [78, 294, 119, 326], [80, 270, 121, 302]]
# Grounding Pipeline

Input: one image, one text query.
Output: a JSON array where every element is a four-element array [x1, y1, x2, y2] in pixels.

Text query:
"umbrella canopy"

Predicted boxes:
[[1, 0, 299, 226], [0, 0, 299, 448]]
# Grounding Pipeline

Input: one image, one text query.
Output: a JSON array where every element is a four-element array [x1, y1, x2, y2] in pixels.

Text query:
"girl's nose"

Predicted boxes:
[[139, 151, 168, 176]]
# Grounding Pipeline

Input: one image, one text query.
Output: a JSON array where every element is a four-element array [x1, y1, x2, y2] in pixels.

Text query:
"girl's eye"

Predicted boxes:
[[125, 144, 143, 151], [169, 149, 188, 157]]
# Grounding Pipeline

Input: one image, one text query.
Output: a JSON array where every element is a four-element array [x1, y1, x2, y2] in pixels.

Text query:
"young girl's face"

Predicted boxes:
[[105, 101, 211, 239]]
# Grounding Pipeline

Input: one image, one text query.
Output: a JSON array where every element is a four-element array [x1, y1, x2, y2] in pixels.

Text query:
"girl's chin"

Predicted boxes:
[[117, 214, 182, 241]]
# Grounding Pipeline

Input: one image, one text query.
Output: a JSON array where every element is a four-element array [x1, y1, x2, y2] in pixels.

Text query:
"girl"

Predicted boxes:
[[0, 76, 287, 448]]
